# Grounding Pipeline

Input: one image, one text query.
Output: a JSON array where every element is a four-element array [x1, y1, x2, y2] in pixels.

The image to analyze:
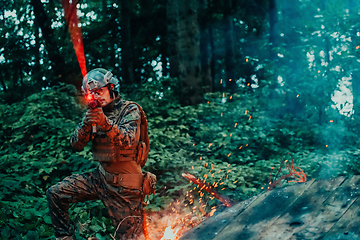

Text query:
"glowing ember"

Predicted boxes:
[[267, 153, 307, 191]]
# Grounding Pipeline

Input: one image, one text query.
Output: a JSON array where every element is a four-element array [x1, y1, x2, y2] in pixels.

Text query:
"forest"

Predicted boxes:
[[1, 0, 360, 239]]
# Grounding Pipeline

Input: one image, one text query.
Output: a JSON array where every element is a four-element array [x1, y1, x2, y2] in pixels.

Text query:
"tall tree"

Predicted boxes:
[[224, 0, 236, 91], [120, 0, 135, 84], [269, 0, 278, 60], [348, 0, 360, 128], [166, 0, 180, 80], [30, 0, 68, 83], [199, 0, 213, 93], [177, 0, 203, 105]]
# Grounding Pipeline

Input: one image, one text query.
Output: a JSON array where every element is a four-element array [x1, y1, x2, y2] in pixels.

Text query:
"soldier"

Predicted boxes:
[[46, 68, 147, 240]]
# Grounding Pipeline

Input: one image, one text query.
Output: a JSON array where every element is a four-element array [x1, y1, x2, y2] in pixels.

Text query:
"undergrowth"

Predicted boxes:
[[0, 79, 357, 239]]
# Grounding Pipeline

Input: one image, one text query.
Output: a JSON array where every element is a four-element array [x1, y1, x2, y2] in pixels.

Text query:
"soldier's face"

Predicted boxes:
[[93, 86, 113, 107]]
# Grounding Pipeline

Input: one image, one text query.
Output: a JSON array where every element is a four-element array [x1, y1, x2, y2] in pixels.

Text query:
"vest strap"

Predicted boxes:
[[98, 165, 143, 190]]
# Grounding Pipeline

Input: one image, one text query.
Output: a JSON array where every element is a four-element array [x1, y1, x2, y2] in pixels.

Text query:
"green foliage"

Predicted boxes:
[[0, 79, 358, 239], [0, 83, 98, 239]]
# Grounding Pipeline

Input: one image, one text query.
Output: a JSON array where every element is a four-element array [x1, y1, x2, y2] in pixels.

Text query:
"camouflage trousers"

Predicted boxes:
[[46, 167, 144, 240]]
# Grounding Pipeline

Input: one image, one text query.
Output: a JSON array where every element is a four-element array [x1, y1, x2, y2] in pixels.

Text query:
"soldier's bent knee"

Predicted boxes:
[[46, 185, 58, 200]]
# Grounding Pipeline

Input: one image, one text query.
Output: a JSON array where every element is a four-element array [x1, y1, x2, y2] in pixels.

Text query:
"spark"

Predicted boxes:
[[182, 173, 232, 207], [234, 123, 237, 128], [209, 208, 217, 216], [248, 116, 252, 120], [220, 79, 223, 84], [245, 110, 248, 115]]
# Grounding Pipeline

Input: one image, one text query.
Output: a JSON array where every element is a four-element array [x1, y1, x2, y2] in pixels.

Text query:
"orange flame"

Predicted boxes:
[[160, 221, 180, 240]]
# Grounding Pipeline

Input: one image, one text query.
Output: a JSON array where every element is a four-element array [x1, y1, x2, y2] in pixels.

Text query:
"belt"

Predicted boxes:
[[98, 165, 143, 190]]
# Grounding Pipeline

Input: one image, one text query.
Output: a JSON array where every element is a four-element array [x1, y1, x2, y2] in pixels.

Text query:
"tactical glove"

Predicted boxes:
[[83, 107, 113, 131]]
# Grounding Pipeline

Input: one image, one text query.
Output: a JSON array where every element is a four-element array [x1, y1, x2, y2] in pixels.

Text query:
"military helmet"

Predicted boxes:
[[81, 68, 119, 95]]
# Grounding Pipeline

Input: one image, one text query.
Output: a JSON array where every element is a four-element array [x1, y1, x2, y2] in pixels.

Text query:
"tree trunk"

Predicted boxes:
[[30, 0, 67, 83], [160, 30, 169, 77], [177, 0, 203, 106], [166, 0, 180, 79], [269, 0, 278, 60], [33, 17, 42, 87], [199, 0, 212, 93], [120, 0, 135, 84], [349, 0, 360, 129], [209, 25, 216, 91], [0, 69, 7, 91], [224, 0, 236, 92]]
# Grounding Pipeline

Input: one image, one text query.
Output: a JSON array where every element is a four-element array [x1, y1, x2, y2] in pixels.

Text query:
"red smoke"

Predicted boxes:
[[61, 0, 87, 77]]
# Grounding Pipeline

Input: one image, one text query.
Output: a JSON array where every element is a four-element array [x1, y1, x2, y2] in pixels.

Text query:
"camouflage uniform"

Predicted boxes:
[[46, 96, 145, 240]]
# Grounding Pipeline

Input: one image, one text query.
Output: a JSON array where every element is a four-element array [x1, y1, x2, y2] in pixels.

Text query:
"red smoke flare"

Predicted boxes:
[[61, 0, 87, 77], [182, 172, 232, 207], [267, 153, 307, 191]]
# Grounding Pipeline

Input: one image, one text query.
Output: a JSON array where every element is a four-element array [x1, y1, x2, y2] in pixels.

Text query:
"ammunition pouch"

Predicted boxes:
[[98, 165, 143, 190], [142, 171, 156, 196], [136, 141, 147, 167], [99, 165, 156, 196]]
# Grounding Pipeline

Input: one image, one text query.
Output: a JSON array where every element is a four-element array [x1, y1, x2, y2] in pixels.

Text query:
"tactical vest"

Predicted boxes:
[[92, 101, 149, 167]]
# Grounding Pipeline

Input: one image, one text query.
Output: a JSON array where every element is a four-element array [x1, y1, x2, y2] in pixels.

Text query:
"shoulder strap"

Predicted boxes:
[[118, 101, 150, 166]]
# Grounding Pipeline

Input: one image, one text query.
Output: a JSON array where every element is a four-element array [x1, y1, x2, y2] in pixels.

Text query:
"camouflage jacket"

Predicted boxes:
[[70, 96, 141, 162]]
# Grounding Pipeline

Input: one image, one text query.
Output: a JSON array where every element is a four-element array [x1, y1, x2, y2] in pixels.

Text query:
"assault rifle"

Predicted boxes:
[[85, 94, 99, 135]]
